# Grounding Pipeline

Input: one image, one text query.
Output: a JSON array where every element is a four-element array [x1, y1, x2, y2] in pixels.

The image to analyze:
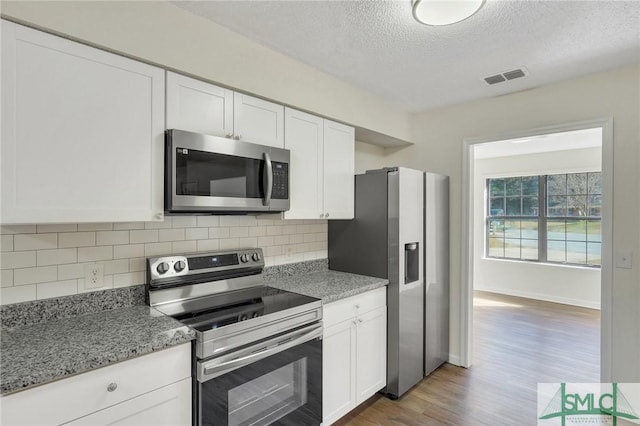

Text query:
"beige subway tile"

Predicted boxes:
[[237, 216, 258, 226], [265, 245, 283, 257], [1, 225, 36, 235], [130, 230, 159, 244], [303, 251, 320, 261], [229, 227, 249, 238], [78, 223, 113, 231], [144, 242, 172, 257], [37, 224, 77, 233], [309, 224, 323, 233], [113, 272, 145, 288], [172, 216, 197, 228], [266, 226, 283, 236], [257, 236, 275, 247], [198, 216, 220, 227], [1, 251, 37, 269], [186, 228, 208, 240], [209, 227, 230, 239], [219, 238, 240, 250], [1, 285, 36, 304], [159, 228, 185, 242], [303, 233, 317, 243], [77, 246, 112, 262], [1, 270, 14, 287], [98, 259, 129, 275], [317, 248, 328, 258], [249, 226, 267, 237], [78, 275, 113, 293], [197, 240, 220, 252], [172, 241, 197, 254], [256, 218, 275, 226], [274, 235, 290, 245], [238, 237, 258, 248], [37, 280, 78, 300], [296, 225, 311, 234], [129, 257, 146, 273], [113, 222, 145, 230], [1, 235, 13, 252], [58, 263, 87, 280], [96, 231, 129, 246], [314, 232, 327, 242], [14, 234, 57, 251], [58, 232, 96, 248], [217, 216, 237, 227], [113, 244, 145, 259], [145, 217, 172, 229], [290, 234, 304, 244], [14, 266, 58, 286]]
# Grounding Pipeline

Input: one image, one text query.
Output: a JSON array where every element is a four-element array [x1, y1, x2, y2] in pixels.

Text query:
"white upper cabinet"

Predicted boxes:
[[284, 108, 324, 219], [1, 20, 165, 224], [323, 120, 355, 219], [233, 92, 284, 148], [284, 108, 355, 220], [166, 71, 233, 138], [166, 73, 284, 148]]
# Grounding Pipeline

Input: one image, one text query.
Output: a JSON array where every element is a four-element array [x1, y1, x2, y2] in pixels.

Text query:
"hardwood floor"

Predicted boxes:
[[333, 291, 600, 426]]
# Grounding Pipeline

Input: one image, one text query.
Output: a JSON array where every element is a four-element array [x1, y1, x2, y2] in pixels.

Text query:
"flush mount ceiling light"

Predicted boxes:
[[412, 0, 486, 26]]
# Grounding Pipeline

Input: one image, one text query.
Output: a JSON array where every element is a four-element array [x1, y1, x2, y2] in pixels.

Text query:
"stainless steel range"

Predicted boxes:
[[147, 248, 323, 426]]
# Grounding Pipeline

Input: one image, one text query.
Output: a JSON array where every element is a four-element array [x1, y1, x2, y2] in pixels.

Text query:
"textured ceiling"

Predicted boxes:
[[173, 0, 640, 112]]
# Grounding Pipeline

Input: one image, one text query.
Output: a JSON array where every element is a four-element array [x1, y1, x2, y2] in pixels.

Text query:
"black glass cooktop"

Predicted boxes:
[[174, 286, 319, 332]]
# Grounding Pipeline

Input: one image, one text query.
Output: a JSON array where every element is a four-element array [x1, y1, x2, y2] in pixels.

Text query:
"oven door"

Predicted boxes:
[[197, 323, 322, 426], [166, 129, 290, 213]]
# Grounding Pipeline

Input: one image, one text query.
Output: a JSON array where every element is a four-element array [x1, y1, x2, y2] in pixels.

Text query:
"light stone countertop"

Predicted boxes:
[[0, 305, 194, 395], [266, 269, 388, 303]]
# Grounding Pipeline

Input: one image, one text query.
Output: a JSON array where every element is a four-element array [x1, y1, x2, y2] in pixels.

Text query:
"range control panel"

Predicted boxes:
[[147, 248, 264, 280]]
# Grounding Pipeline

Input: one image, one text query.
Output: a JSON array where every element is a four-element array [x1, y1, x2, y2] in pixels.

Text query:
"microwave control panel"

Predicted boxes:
[[272, 162, 289, 199]]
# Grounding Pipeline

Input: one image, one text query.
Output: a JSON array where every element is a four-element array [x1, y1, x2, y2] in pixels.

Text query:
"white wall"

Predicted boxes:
[[358, 64, 640, 382], [473, 147, 602, 309], [0, 1, 412, 143]]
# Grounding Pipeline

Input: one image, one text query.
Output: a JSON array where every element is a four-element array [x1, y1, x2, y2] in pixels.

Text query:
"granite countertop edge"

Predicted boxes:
[[1, 306, 195, 396]]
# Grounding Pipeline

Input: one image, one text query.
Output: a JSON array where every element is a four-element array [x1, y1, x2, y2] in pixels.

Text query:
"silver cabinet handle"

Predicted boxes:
[[262, 152, 273, 207], [225, 133, 233, 138], [355, 304, 360, 309], [107, 383, 117, 392], [325, 212, 330, 218], [358, 318, 363, 324], [234, 135, 241, 140]]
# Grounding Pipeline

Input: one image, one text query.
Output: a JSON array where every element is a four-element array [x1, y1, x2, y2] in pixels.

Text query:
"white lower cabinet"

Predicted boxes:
[[0, 344, 191, 426], [322, 287, 387, 425]]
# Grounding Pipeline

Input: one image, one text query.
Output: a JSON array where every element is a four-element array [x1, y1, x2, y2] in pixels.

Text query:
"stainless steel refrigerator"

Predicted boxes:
[[328, 167, 449, 399]]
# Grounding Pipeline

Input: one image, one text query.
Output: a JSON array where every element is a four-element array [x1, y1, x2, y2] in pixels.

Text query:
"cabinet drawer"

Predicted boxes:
[[324, 287, 386, 328], [1, 343, 191, 426]]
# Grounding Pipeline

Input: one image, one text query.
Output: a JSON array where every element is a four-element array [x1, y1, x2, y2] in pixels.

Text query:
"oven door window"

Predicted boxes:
[[199, 339, 321, 426], [175, 148, 264, 199]]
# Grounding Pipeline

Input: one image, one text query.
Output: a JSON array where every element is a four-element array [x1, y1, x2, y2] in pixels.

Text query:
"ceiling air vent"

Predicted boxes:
[[483, 67, 528, 85]]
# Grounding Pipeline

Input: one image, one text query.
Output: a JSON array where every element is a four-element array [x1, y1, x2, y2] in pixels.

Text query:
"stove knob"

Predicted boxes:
[[252, 252, 261, 262], [174, 260, 186, 272], [240, 254, 249, 263], [252, 312, 260, 318], [240, 314, 248, 321], [156, 262, 170, 275]]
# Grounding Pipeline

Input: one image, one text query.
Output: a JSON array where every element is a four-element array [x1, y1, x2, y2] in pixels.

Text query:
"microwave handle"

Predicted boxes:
[[263, 152, 273, 206]]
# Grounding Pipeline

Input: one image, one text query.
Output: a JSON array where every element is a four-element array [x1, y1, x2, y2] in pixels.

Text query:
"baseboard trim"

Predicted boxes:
[[474, 285, 601, 310], [447, 354, 463, 367]]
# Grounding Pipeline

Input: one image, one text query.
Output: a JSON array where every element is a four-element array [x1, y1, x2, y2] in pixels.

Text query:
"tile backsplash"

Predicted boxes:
[[0, 215, 327, 305]]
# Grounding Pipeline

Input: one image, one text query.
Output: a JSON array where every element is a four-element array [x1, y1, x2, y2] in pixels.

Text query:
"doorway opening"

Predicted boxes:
[[460, 119, 613, 382]]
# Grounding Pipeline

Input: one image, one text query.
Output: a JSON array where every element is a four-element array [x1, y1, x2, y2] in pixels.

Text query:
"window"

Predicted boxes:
[[486, 172, 601, 267]]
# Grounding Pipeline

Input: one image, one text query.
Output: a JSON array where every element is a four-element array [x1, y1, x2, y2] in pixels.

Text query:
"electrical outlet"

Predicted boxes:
[[84, 264, 104, 289], [616, 250, 633, 269]]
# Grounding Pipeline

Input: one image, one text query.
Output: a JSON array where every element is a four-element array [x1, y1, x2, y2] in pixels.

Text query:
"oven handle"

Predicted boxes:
[[262, 152, 273, 206], [199, 323, 322, 382]]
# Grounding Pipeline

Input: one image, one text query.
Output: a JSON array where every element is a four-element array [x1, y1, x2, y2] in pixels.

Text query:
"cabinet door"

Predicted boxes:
[[66, 378, 191, 426], [355, 306, 387, 404], [1, 20, 165, 224], [166, 71, 233, 137], [322, 319, 357, 425], [323, 120, 355, 219], [283, 108, 324, 219], [233, 92, 284, 148]]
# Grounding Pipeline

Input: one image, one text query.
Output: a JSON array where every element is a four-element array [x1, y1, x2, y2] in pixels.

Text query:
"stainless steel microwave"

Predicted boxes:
[[165, 129, 290, 213]]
